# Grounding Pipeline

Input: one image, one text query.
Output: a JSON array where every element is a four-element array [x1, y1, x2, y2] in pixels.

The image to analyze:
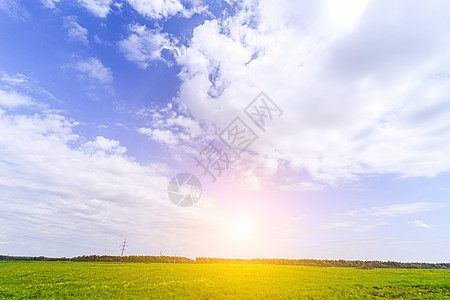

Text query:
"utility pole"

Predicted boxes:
[[119, 238, 127, 265]]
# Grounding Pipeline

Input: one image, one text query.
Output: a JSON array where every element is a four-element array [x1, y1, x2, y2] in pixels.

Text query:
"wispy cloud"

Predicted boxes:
[[0, 0, 29, 21], [320, 221, 354, 230], [0, 89, 34, 108], [40, 0, 60, 9], [63, 16, 89, 45], [345, 202, 446, 217], [0, 0, 28, 21], [278, 181, 325, 192], [320, 221, 389, 232], [76, 0, 112, 18], [67, 57, 113, 86], [0, 72, 28, 86], [409, 220, 432, 229]]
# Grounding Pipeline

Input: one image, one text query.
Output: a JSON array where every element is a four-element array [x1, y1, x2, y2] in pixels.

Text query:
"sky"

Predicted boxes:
[[0, 0, 449, 263]]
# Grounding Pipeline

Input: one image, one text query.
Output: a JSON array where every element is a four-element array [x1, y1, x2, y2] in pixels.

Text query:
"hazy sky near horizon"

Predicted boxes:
[[0, 0, 450, 262]]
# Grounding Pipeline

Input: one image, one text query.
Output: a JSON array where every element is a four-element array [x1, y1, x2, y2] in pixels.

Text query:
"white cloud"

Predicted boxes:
[[410, 220, 432, 229], [136, 103, 212, 161], [0, 87, 232, 256], [83, 136, 127, 155], [0, 106, 167, 253], [119, 24, 172, 68], [346, 202, 446, 217], [0, 89, 34, 108], [41, 0, 60, 9], [93, 34, 102, 44], [320, 221, 354, 230], [126, 0, 184, 19], [0, 72, 28, 86], [0, 0, 28, 20], [278, 181, 325, 192], [70, 57, 113, 85], [173, 0, 450, 189], [124, 0, 208, 19], [320, 221, 388, 232], [138, 127, 184, 146], [63, 16, 89, 45], [76, 0, 112, 18]]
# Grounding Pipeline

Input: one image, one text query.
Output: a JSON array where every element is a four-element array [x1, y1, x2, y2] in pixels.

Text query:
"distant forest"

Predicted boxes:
[[1, 255, 449, 269]]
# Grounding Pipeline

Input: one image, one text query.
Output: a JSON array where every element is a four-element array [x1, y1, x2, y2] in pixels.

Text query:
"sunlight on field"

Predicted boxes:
[[1, 261, 449, 299]]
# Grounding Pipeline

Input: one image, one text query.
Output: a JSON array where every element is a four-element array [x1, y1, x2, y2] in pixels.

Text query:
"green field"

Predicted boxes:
[[1, 261, 449, 299]]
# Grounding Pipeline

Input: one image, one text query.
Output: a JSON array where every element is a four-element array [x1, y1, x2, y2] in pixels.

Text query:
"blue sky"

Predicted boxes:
[[0, 0, 449, 262]]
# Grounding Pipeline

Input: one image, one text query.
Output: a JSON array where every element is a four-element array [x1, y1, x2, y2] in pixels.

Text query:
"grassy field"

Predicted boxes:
[[1, 261, 450, 299]]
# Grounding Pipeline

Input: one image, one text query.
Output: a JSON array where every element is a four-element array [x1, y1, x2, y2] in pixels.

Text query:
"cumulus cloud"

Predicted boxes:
[[125, 0, 184, 19], [173, 0, 450, 189], [0, 86, 229, 256], [0, 107, 165, 253], [136, 103, 212, 161], [83, 136, 127, 155], [124, 0, 208, 19], [119, 24, 172, 68], [63, 16, 89, 45], [138, 127, 184, 146]]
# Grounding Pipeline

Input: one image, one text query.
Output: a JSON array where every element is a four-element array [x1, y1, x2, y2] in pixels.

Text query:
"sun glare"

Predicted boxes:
[[327, 0, 370, 31], [229, 217, 256, 238]]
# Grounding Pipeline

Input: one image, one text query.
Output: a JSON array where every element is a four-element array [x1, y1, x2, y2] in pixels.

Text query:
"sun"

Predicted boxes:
[[229, 217, 255, 238]]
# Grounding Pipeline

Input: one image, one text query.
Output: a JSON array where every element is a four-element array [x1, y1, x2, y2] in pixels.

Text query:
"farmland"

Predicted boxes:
[[1, 261, 450, 299]]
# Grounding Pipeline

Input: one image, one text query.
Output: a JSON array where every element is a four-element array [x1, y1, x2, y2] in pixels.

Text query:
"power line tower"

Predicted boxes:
[[119, 238, 127, 265]]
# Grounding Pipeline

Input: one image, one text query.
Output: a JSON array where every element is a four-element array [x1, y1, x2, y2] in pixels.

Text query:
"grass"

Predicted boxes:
[[1, 261, 450, 299]]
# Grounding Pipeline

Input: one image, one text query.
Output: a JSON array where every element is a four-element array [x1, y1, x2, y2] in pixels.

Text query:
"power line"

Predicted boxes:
[[119, 238, 127, 265]]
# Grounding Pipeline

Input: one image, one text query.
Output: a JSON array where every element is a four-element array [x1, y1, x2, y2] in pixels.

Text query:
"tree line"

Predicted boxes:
[[195, 257, 450, 269], [70, 255, 195, 264], [1, 255, 449, 269]]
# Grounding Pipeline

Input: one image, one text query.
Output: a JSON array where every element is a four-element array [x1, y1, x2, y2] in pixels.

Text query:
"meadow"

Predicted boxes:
[[1, 261, 449, 299]]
